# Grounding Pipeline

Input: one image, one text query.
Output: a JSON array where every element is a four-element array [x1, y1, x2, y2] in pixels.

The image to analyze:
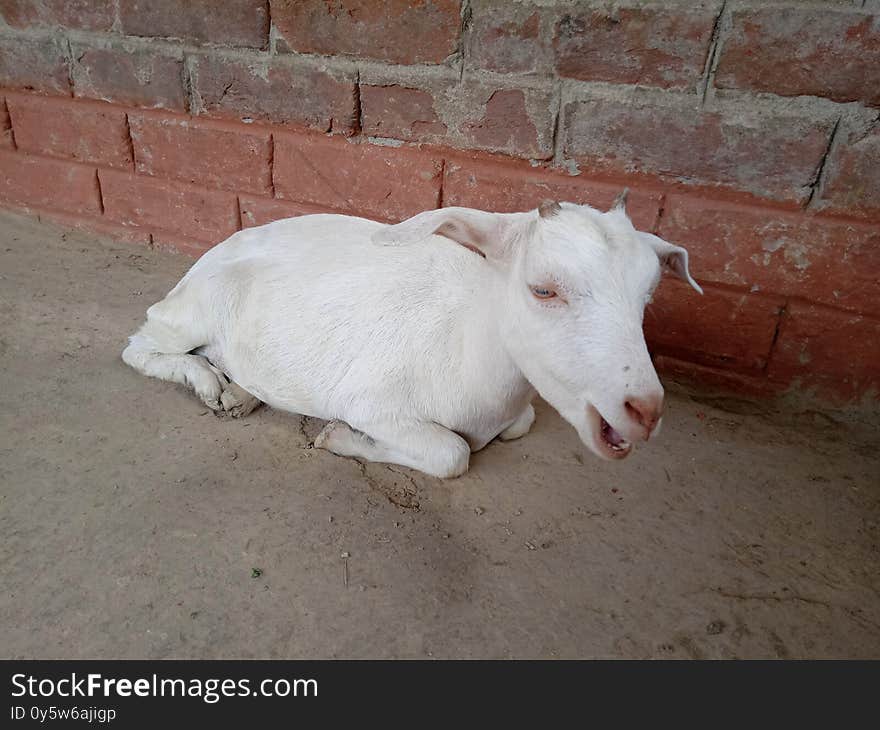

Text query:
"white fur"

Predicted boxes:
[[122, 202, 701, 478]]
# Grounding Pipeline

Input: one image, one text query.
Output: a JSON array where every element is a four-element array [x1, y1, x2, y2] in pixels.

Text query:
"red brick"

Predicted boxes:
[[129, 113, 272, 194], [817, 124, 880, 220], [658, 195, 880, 316], [654, 355, 777, 400], [361, 77, 555, 159], [464, 89, 542, 159], [563, 92, 835, 204], [768, 303, 880, 404], [71, 43, 186, 111], [360, 85, 448, 140], [1, 97, 13, 149], [6, 94, 132, 169], [271, 0, 462, 64], [150, 231, 215, 258], [36, 208, 152, 246], [272, 133, 442, 222], [191, 53, 357, 134], [99, 170, 239, 243], [0, 34, 70, 95], [554, 2, 721, 89], [645, 280, 784, 372], [118, 0, 270, 49], [239, 196, 339, 228], [0, 150, 101, 215], [467, 1, 550, 74], [715, 8, 880, 106], [443, 155, 662, 230], [0, 0, 116, 31]]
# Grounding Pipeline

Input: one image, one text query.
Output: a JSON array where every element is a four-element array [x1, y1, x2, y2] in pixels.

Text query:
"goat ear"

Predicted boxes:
[[640, 232, 703, 295], [372, 207, 522, 260]]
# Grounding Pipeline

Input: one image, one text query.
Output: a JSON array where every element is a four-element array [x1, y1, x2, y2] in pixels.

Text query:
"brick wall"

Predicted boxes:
[[1, 1, 878, 405]]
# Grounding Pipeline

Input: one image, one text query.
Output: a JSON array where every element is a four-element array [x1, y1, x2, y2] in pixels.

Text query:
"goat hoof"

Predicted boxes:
[[214, 382, 262, 419], [314, 419, 342, 450]]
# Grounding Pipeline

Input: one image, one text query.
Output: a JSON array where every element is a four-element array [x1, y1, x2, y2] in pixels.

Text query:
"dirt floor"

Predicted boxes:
[[1, 210, 878, 659]]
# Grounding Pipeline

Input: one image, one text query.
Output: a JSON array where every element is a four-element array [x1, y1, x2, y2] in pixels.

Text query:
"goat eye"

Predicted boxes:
[[530, 285, 557, 300]]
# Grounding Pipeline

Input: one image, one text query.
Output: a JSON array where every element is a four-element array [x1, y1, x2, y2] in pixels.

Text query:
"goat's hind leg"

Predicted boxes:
[[123, 335, 225, 410], [122, 316, 227, 410]]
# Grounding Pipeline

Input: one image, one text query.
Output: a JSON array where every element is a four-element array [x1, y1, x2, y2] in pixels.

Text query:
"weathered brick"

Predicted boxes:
[[463, 88, 546, 159], [150, 231, 215, 258], [817, 124, 880, 219], [0, 0, 116, 31], [191, 53, 357, 133], [0, 150, 101, 214], [658, 195, 880, 315], [272, 132, 442, 221], [645, 280, 784, 372], [37, 208, 153, 246], [361, 75, 555, 159], [768, 303, 880, 404], [0, 34, 70, 95], [715, 8, 880, 106], [99, 169, 239, 243], [654, 355, 777, 400], [467, 1, 550, 74], [6, 93, 133, 169], [118, 0, 269, 49], [239, 195, 338, 228], [271, 0, 462, 64], [1, 97, 13, 148], [554, 1, 721, 89], [361, 85, 448, 140], [563, 90, 835, 203], [443, 155, 662, 230], [71, 43, 186, 111], [129, 113, 272, 194]]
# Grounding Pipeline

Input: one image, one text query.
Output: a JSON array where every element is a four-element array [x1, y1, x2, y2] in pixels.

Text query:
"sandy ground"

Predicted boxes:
[[0, 210, 878, 660]]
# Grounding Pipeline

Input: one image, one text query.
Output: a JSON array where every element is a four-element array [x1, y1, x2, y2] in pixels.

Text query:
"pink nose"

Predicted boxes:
[[625, 394, 664, 437]]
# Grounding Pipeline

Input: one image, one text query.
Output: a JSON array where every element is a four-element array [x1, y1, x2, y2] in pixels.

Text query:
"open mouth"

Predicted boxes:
[[600, 416, 632, 457], [585, 404, 633, 460]]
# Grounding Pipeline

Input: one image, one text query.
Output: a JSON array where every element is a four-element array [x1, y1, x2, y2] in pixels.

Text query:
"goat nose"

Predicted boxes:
[[625, 394, 664, 437]]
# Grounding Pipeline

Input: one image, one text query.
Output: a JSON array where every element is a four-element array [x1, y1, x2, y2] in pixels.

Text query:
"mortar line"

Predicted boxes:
[[64, 36, 76, 97], [353, 70, 363, 136], [699, 0, 728, 108], [264, 0, 272, 54], [123, 113, 136, 172], [653, 194, 667, 234], [437, 158, 446, 209], [5, 98, 18, 150], [549, 81, 564, 168], [95, 170, 105, 216], [457, 0, 473, 83], [268, 133, 276, 198], [763, 301, 788, 374], [182, 55, 196, 116], [806, 116, 841, 208]]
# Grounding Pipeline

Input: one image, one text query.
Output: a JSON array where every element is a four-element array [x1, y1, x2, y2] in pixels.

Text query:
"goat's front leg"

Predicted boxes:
[[314, 419, 471, 479]]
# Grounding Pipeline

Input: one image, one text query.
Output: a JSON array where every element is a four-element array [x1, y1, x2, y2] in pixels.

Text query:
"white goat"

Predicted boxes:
[[122, 193, 702, 478]]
